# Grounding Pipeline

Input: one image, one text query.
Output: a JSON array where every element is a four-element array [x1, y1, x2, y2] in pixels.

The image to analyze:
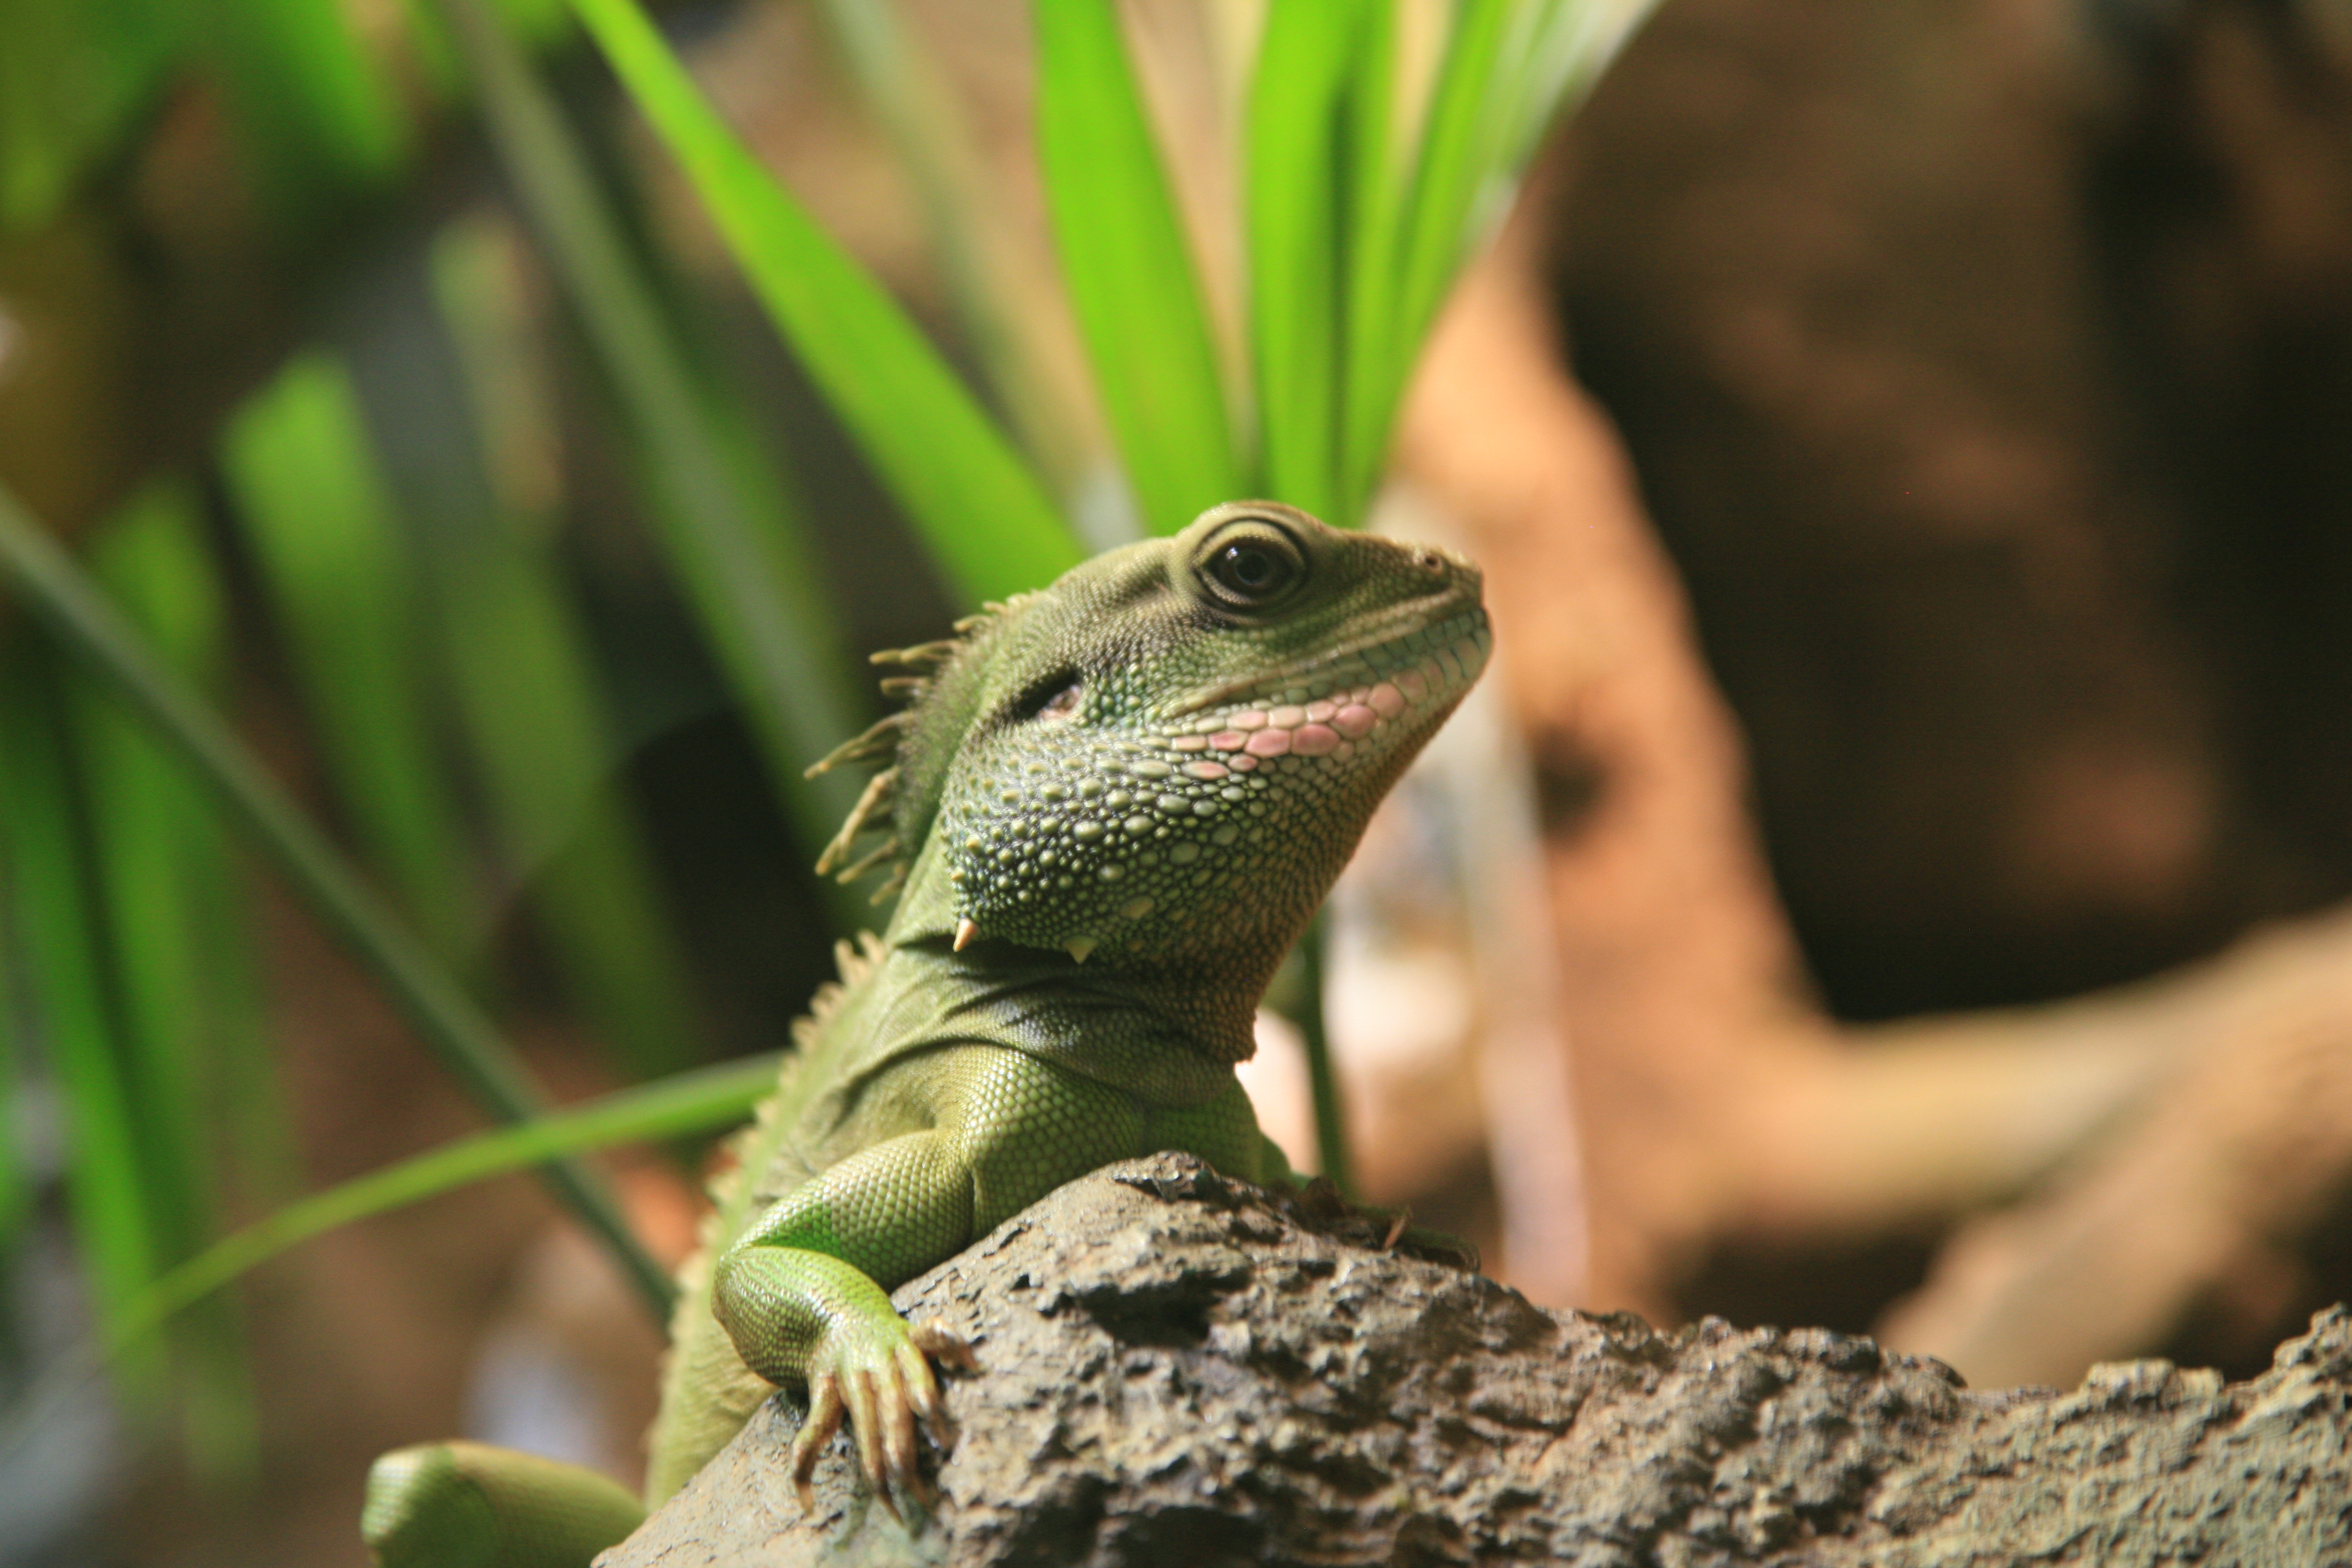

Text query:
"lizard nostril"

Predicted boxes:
[[1413, 548, 1450, 579]]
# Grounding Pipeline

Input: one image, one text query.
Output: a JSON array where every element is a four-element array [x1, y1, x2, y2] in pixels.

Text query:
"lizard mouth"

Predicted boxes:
[[1152, 595, 1491, 771]]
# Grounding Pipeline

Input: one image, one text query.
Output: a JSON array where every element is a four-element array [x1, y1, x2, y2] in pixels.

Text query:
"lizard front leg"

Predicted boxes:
[[716, 1052, 1151, 1512], [712, 1129, 981, 1514]]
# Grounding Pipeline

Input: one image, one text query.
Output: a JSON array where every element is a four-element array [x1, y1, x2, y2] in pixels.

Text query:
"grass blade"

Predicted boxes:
[[72, 482, 270, 1469], [561, 0, 1082, 601], [422, 215, 708, 1080], [0, 477, 673, 1319], [1035, 0, 1242, 535], [205, 0, 408, 207], [1335, 0, 1406, 528], [1338, 0, 1661, 520], [433, 0, 869, 874], [1390, 0, 1517, 347], [817, 0, 1104, 505], [80, 485, 250, 1205], [0, 0, 181, 230], [0, 651, 165, 1394], [1503, 1, 1662, 169], [115, 1050, 779, 1355], [222, 352, 481, 964], [0, 826, 20, 1255], [1245, 1, 1365, 523], [1339, 0, 1512, 519], [2, 1051, 777, 1460]]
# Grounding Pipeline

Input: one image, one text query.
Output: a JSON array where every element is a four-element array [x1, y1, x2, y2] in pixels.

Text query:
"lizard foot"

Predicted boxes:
[[789, 1320, 971, 1517]]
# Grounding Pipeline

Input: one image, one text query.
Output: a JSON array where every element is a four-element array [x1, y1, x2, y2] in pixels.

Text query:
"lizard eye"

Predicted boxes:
[[1194, 520, 1306, 610]]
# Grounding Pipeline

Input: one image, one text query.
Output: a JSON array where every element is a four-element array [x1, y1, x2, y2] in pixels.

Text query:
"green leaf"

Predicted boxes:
[[1501, 1, 1664, 172], [1391, 0, 1517, 342], [425, 215, 708, 1080], [1035, 0, 1242, 536], [1336, 0, 1406, 526], [1340, 0, 1513, 520], [72, 482, 274, 1468], [110, 1051, 779, 1357], [222, 351, 481, 964], [493, 0, 571, 44], [432, 0, 869, 880], [0, 475, 673, 1319], [0, 829, 19, 1255], [563, 0, 1081, 604], [205, 0, 409, 208], [1337, 0, 1662, 520], [77, 484, 269, 1235], [0, 652, 166, 1394], [0, 1052, 775, 1455], [73, 489, 236, 1256], [0, 0, 181, 229], [817, 0, 1104, 506], [1249, 0, 1667, 1180], [1246, 1, 1365, 524]]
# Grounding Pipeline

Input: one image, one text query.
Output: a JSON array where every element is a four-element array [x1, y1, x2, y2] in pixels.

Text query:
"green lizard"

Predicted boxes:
[[361, 501, 1489, 1565]]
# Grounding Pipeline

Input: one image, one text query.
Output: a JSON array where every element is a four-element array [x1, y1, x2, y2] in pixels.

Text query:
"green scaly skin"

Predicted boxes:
[[364, 501, 1488, 1563]]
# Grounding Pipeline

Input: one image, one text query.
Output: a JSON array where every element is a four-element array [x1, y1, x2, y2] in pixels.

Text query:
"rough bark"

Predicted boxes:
[[604, 1154, 2352, 1567]]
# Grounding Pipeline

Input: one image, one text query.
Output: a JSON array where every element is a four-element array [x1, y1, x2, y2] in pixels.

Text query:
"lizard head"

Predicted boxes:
[[819, 501, 1487, 978]]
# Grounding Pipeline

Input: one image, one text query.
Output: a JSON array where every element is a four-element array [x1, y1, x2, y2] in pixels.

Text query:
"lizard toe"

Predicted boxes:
[[842, 1369, 900, 1520], [878, 1361, 931, 1510], [790, 1374, 845, 1513], [911, 1318, 979, 1375], [897, 1337, 957, 1454]]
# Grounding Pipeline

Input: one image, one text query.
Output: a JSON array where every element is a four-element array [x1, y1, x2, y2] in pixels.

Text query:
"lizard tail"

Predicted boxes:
[[361, 1441, 643, 1568]]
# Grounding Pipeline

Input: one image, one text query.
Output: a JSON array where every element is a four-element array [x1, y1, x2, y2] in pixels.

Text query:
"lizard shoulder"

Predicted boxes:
[[921, 1046, 1147, 1229]]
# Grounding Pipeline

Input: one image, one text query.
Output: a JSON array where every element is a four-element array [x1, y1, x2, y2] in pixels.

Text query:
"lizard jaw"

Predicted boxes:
[[1161, 605, 1492, 771]]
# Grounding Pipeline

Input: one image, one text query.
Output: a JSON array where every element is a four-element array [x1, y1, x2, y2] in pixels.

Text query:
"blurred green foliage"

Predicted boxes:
[[0, 0, 1651, 1488]]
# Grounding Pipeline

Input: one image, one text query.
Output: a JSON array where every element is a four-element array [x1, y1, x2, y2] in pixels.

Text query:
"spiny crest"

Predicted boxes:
[[787, 932, 887, 1053], [803, 600, 1028, 899]]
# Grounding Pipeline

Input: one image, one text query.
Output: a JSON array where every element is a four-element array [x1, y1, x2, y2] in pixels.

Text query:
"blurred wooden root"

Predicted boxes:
[[1398, 218, 2352, 1389]]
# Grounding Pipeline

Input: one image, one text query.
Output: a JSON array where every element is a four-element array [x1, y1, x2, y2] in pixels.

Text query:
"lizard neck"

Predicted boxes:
[[877, 830, 1273, 1100]]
